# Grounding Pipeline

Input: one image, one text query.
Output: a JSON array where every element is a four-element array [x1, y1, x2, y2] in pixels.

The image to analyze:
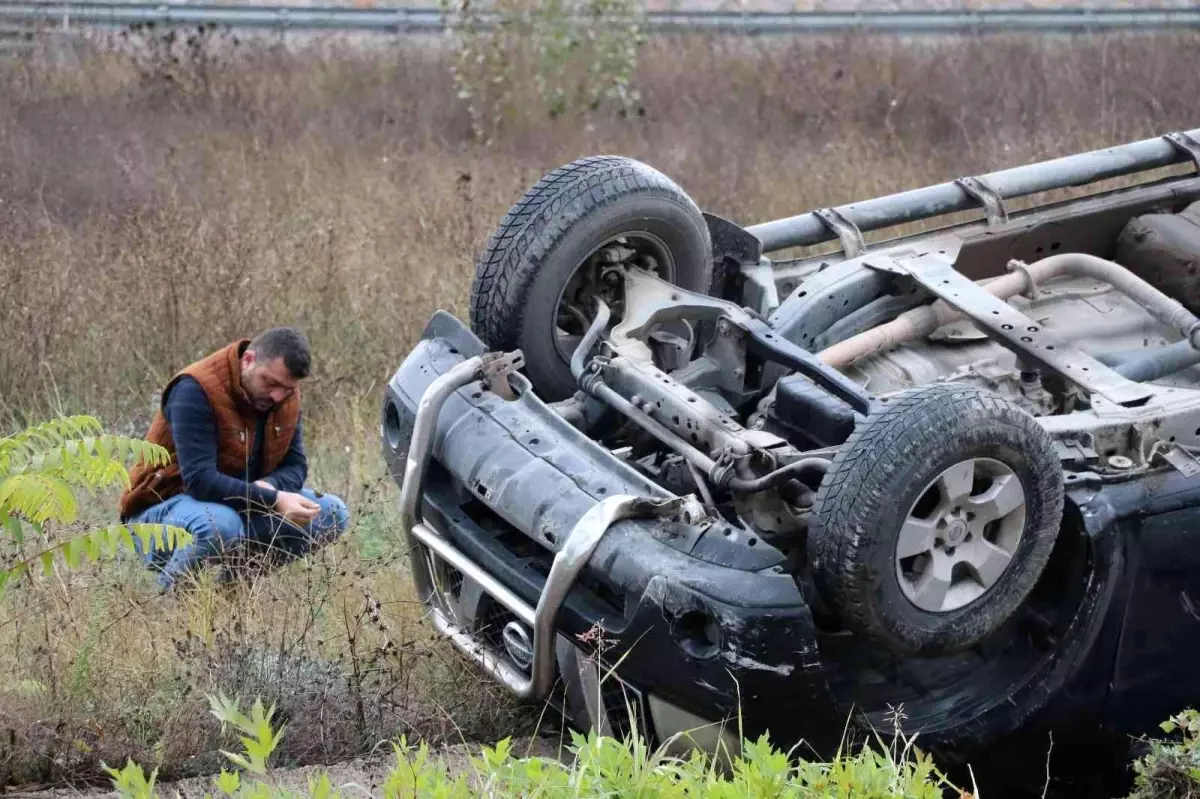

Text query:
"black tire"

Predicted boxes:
[[469, 156, 713, 400], [809, 383, 1064, 656], [820, 499, 1103, 754]]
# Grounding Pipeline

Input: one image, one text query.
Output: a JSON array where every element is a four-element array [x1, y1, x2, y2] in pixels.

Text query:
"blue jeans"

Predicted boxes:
[[131, 489, 350, 590]]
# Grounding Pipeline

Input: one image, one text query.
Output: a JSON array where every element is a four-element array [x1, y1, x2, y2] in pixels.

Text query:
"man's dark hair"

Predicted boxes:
[[249, 327, 311, 379]]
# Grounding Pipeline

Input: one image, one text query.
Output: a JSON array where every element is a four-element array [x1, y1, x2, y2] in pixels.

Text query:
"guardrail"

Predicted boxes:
[[0, 23, 36, 49], [3, 1, 1200, 36]]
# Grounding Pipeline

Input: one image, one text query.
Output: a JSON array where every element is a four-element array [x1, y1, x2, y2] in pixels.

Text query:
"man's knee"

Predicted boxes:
[[132, 496, 245, 557], [318, 493, 351, 538], [301, 489, 350, 541], [193, 504, 246, 546], [163, 501, 246, 559], [135, 497, 246, 589]]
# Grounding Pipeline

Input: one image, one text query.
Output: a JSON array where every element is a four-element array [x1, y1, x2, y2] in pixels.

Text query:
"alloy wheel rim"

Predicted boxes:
[[895, 457, 1027, 613]]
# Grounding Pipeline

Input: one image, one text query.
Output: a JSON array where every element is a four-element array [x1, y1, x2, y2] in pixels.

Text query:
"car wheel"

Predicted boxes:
[[809, 383, 1064, 655], [469, 156, 713, 401]]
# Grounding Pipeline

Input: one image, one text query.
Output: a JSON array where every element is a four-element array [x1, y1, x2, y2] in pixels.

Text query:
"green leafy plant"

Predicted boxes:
[[1127, 708, 1200, 798], [0, 415, 189, 594], [103, 758, 159, 799], [107, 693, 965, 798], [381, 737, 472, 798], [210, 692, 286, 776]]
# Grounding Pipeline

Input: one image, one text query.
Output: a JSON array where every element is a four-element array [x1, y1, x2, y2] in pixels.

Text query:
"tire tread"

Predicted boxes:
[[469, 156, 710, 353]]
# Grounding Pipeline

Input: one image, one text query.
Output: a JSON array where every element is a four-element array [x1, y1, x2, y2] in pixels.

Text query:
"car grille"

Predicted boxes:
[[458, 496, 629, 619]]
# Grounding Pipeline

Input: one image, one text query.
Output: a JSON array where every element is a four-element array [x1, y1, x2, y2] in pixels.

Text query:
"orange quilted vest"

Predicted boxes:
[[118, 340, 301, 519]]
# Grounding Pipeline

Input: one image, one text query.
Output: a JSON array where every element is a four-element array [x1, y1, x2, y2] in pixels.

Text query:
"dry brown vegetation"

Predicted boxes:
[[0, 25, 1198, 789]]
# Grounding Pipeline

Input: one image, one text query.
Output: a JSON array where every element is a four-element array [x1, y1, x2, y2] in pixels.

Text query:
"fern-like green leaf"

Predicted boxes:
[[117, 525, 136, 553], [0, 567, 15, 596], [0, 508, 22, 544], [126, 522, 189, 554], [0, 473, 78, 525], [0, 524, 189, 600], [64, 537, 84, 569], [0, 418, 182, 594], [0, 417, 104, 471], [7, 436, 170, 489]]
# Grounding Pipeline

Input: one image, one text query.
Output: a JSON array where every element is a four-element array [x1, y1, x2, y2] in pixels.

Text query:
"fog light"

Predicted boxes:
[[384, 400, 404, 451], [675, 609, 722, 661]]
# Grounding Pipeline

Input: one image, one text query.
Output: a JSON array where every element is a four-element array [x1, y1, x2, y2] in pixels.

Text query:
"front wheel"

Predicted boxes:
[[469, 156, 713, 400], [809, 383, 1064, 656]]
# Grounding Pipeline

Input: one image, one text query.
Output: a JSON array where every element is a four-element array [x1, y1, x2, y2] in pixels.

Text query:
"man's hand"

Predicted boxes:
[[274, 490, 320, 525]]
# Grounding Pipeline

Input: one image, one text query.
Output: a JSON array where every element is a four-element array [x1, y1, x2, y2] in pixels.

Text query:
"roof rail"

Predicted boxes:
[[746, 129, 1200, 254]]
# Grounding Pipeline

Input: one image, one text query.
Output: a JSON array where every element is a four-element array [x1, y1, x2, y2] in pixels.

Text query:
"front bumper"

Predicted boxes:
[[381, 312, 841, 751]]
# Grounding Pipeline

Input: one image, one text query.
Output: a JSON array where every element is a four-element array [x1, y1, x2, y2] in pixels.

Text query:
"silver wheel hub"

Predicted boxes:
[[895, 457, 1027, 614], [945, 519, 968, 546]]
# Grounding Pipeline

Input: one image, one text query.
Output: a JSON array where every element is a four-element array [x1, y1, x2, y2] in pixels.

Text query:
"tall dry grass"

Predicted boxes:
[[0, 26, 1198, 788]]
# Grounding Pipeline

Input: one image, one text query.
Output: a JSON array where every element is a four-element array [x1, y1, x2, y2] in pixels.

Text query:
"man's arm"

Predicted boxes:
[[257, 413, 308, 493], [165, 377, 279, 513]]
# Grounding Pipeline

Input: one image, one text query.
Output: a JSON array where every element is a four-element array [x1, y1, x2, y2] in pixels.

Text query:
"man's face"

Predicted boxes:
[[240, 350, 299, 412]]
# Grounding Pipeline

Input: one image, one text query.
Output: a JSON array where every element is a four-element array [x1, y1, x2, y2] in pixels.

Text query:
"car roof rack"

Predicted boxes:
[[746, 129, 1200, 254]]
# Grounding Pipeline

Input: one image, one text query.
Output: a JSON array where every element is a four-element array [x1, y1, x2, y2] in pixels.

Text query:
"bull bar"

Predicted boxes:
[[396, 351, 686, 701]]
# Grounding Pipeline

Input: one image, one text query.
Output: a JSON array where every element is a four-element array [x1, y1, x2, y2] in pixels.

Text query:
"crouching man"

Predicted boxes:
[[118, 327, 350, 590]]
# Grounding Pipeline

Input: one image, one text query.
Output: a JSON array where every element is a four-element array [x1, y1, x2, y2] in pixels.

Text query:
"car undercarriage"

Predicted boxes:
[[382, 129, 1200, 790]]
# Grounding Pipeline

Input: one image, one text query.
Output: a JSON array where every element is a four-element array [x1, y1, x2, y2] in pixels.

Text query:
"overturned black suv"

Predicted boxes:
[[382, 130, 1200, 793]]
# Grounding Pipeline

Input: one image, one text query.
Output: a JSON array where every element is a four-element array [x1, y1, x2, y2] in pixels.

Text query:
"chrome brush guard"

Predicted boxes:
[[397, 351, 685, 701]]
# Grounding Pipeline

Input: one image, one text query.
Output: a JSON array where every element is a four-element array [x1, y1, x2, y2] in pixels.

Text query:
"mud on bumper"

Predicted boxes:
[[381, 312, 841, 752]]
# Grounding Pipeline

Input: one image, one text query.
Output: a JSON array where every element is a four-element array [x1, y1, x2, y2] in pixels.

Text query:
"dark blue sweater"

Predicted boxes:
[[163, 376, 308, 513]]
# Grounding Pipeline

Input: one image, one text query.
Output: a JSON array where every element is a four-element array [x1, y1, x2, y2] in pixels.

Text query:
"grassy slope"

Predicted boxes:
[[0, 27, 1198, 787]]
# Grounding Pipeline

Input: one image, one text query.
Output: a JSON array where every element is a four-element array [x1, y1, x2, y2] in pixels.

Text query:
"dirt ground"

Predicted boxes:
[[9, 737, 566, 798]]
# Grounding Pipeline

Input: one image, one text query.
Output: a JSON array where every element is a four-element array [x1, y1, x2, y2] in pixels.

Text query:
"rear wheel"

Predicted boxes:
[[819, 504, 1103, 754], [469, 156, 713, 400], [810, 383, 1064, 656]]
